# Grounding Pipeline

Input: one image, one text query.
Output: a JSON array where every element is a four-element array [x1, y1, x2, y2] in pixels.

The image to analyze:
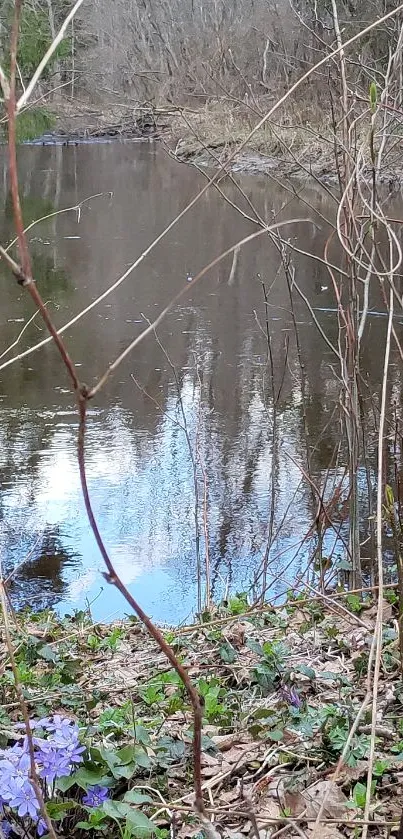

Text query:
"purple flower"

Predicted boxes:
[[35, 719, 53, 731], [289, 687, 302, 708], [65, 741, 85, 765], [0, 745, 27, 767], [32, 715, 85, 781], [82, 786, 110, 808], [0, 821, 12, 838], [5, 778, 39, 820], [35, 742, 72, 784], [36, 818, 48, 837], [0, 714, 87, 823], [40, 716, 76, 742], [279, 685, 302, 708]]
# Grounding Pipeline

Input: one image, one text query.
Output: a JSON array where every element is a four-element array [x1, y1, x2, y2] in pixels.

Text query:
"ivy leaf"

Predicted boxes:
[[38, 644, 59, 663], [117, 746, 139, 765], [57, 767, 111, 792], [111, 762, 138, 780], [157, 736, 186, 761], [246, 638, 264, 657], [219, 642, 237, 664], [295, 663, 316, 680]]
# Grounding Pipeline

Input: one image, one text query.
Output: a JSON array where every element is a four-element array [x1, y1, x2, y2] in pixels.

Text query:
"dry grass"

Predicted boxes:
[[169, 100, 329, 155]]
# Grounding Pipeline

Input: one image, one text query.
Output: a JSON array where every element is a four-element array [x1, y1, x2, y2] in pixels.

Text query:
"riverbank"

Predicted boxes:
[[43, 99, 403, 187], [1, 589, 402, 837]]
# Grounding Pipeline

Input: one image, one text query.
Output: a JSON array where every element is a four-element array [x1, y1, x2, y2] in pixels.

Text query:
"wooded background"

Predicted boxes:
[[1, 0, 400, 109]]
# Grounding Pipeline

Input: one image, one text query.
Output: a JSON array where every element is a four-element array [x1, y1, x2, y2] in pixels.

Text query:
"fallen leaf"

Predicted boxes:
[[255, 798, 282, 819], [283, 789, 306, 816], [201, 765, 221, 778], [364, 600, 392, 622], [223, 621, 251, 648], [329, 760, 367, 785], [177, 823, 204, 839], [220, 744, 258, 767], [307, 827, 344, 839], [219, 787, 240, 804], [212, 733, 250, 751], [201, 752, 222, 768], [285, 780, 354, 820], [287, 609, 310, 629]]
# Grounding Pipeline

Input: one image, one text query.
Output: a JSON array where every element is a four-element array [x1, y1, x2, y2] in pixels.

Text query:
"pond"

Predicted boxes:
[[0, 142, 397, 623]]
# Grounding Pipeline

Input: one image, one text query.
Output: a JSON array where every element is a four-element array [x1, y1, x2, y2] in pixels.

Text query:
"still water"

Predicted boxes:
[[0, 143, 395, 623]]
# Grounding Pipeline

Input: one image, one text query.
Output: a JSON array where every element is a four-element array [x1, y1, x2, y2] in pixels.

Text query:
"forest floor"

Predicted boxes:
[[1, 589, 403, 838]]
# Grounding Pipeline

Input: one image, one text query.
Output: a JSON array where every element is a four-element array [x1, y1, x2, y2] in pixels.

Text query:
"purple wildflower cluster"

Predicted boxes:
[[82, 785, 109, 808], [0, 715, 85, 836]]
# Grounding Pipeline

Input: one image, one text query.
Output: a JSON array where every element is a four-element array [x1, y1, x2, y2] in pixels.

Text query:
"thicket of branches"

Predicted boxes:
[[1, 0, 402, 107]]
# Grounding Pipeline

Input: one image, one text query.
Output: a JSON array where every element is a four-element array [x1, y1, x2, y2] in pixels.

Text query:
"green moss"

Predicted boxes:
[[16, 108, 56, 142], [0, 108, 56, 143]]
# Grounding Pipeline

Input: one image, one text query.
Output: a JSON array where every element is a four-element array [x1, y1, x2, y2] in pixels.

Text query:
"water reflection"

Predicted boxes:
[[0, 143, 395, 622]]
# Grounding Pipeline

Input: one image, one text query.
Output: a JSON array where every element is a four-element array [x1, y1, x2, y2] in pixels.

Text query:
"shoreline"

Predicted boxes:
[[19, 105, 403, 189]]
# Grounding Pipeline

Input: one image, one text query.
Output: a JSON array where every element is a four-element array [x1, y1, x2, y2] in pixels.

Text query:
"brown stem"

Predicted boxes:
[[77, 394, 205, 813], [2, 0, 205, 818], [0, 582, 58, 839]]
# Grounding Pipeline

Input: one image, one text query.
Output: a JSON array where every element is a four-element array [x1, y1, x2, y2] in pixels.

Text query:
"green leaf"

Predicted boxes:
[[251, 708, 276, 720], [219, 642, 237, 664], [352, 780, 376, 809], [58, 766, 111, 792], [103, 800, 129, 820], [246, 638, 264, 657], [125, 808, 157, 835], [56, 776, 77, 792], [156, 737, 185, 761], [98, 748, 122, 772], [369, 81, 377, 113], [252, 662, 277, 691], [111, 763, 138, 780], [123, 791, 155, 805], [296, 663, 316, 680], [38, 644, 59, 663], [267, 729, 284, 742], [46, 799, 77, 819], [373, 759, 390, 777], [117, 746, 138, 765], [346, 594, 362, 614], [133, 751, 152, 770], [103, 801, 155, 836], [352, 782, 367, 809], [228, 596, 247, 615], [77, 807, 109, 829]]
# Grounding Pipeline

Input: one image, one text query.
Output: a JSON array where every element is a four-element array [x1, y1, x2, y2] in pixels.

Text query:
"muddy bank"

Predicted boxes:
[[51, 102, 403, 187], [172, 138, 403, 188], [174, 144, 340, 184]]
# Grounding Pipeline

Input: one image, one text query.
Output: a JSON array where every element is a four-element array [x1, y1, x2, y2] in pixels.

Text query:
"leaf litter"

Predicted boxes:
[[1, 591, 403, 837]]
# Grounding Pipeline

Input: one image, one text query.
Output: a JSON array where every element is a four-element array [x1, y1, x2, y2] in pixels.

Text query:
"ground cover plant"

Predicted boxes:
[[0, 592, 402, 837]]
